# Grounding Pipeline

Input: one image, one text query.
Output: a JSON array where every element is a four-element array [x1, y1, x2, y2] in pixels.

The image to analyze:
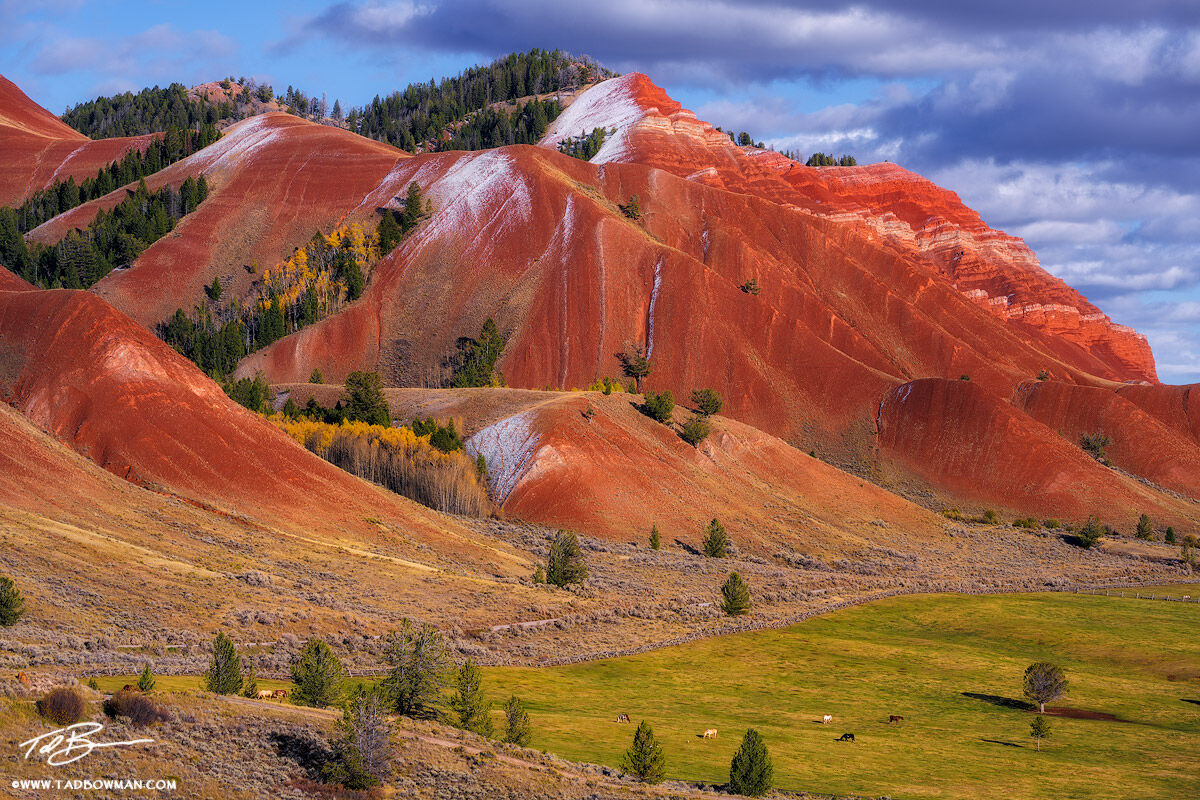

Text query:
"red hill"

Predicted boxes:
[[0, 74, 160, 206]]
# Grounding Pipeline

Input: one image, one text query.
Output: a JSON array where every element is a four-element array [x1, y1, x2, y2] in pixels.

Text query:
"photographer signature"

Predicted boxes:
[[19, 723, 153, 766]]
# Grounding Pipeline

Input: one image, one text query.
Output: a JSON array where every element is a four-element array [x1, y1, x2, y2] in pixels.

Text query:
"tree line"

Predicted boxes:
[[0, 177, 208, 288]]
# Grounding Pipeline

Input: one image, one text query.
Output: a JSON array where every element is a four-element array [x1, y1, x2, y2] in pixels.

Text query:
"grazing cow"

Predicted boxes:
[[257, 690, 275, 700], [272, 689, 287, 699], [822, 714, 833, 724], [121, 684, 136, 692], [888, 715, 904, 723], [837, 733, 855, 742], [616, 713, 630, 723], [702, 729, 718, 739]]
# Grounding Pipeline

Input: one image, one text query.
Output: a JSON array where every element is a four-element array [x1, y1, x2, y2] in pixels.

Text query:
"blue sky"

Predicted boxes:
[[3, 0, 1198, 383]]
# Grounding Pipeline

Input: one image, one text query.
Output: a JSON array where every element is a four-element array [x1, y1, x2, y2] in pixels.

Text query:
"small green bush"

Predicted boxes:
[[641, 391, 674, 424], [680, 415, 711, 446]]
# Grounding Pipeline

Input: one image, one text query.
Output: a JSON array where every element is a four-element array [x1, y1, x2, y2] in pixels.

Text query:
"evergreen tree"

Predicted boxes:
[[702, 518, 729, 558], [728, 728, 773, 797], [1136, 514, 1154, 540], [377, 210, 403, 254], [204, 632, 243, 695], [343, 371, 391, 426], [310, 367, 324, 384], [1030, 715, 1052, 752], [0, 575, 25, 627], [207, 275, 222, 302], [545, 530, 588, 587], [690, 388, 723, 416], [381, 619, 451, 719], [641, 391, 674, 424], [649, 525, 661, 550], [136, 663, 156, 692], [1165, 526, 1176, 544], [620, 720, 666, 783], [721, 572, 752, 616], [450, 659, 494, 737], [291, 637, 345, 708], [680, 414, 712, 446], [503, 695, 532, 746], [615, 344, 651, 391]]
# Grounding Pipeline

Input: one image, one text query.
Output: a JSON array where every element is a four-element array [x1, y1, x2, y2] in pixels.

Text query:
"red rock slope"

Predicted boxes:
[[0, 75, 160, 206], [28, 112, 409, 327], [540, 73, 1156, 383], [0, 285, 527, 574]]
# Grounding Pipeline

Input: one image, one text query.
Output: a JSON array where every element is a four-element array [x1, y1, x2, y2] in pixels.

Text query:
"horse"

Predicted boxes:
[[888, 715, 904, 723], [822, 714, 833, 724], [702, 729, 718, 739], [616, 713, 630, 723], [837, 733, 855, 742]]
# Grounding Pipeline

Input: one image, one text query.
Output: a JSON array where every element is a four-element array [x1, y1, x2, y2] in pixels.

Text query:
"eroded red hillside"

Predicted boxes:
[[876, 378, 1198, 526], [0, 75, 160, 206], [540, 74, 1156, 383], [0, 286, 527, 574]]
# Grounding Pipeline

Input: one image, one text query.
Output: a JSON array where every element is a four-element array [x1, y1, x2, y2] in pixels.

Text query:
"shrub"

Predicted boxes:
[[641, 390, 674, 423], [679, 414, 711, 446], [136, 664, 156, 692], [1030, 715, 1052, 752], [450, 659, 493, 737], [103, 690, 168, 727], [309, 368, 324, 384], [978, 509, 999, 525], [546, 531, 588, 587], [1076, 516, 1104, 549], [1013, 517, 1040, 530], [503, 695, 531, 746], [702, 518, 729, 558], [728, 728, 773, 796], [38, 687, 85, 725], [1165, 526, 1176, 544], [1136, 514, 1154, 540], [739, 278, 761, 295], [0, 575, 25, 626], [721, 572, 751, 616], [292, 638, 345, 708], [690, 388, 723, 416], [1080, 431, 1113, 464], [620, 720, 665, 783], [381, 619, 451, 719], [618, 195, 641, 220], [531, 564, 546, 583], [242, 663, 258, 698], [1043, 518, 1061, 530], [204, 632, 243, 695], [941, 507, 964, 521]]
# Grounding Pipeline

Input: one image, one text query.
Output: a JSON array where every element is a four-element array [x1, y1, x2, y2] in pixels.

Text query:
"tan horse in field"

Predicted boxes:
[[702, 729, 717, 739]]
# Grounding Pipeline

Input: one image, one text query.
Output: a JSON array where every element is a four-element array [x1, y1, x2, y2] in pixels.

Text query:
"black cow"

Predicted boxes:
[[837, 733, 855, 742]]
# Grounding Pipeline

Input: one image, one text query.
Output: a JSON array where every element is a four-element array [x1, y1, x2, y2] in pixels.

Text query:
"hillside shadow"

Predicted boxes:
[[962, 692, 1035, 711], [271, 732, 331, 779], [1181, 699, 1200, 707], [675, 539, 702, 556], [980, 739, 1023, 748]]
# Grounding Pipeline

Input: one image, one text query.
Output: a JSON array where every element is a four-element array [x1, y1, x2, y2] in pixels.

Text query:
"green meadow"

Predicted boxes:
[[484, 589, 1200, 800]]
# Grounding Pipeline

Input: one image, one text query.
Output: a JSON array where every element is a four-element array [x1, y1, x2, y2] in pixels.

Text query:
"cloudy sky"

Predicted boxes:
[[3, 0, 1198, 382]]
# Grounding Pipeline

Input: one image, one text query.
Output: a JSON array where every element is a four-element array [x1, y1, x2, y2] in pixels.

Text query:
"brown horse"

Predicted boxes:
[[888, 715, 904, 723], [616, 713, 630, 723]]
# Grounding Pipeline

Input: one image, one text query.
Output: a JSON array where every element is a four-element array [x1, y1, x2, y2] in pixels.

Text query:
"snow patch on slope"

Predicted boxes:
[[539, 75, 647, 164], [467, 410, 542, 504]]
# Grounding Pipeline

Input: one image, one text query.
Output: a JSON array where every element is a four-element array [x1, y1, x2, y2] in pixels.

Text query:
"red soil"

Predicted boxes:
[[1015, 380, 1200, 499], [28, 112, 409, 327], [541, 73, 1156, 383], [876, 378, 1199, 526], [0, 286, 523, 573], [0, 74, 160, 206]]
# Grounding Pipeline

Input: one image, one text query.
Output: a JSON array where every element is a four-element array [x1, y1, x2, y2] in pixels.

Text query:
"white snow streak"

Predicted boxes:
[[646, 257, 664, 358], [538, 75, 647, 164], [467, 410, 542, 504]]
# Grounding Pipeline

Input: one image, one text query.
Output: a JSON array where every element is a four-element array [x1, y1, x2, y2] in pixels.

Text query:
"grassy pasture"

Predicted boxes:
[[483, 590, 1200, 799]]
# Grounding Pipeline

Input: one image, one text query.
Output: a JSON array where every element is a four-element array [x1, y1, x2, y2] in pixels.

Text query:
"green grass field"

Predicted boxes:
[[93, 588, 1200, 799], [483, 589, 1200, 800]]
